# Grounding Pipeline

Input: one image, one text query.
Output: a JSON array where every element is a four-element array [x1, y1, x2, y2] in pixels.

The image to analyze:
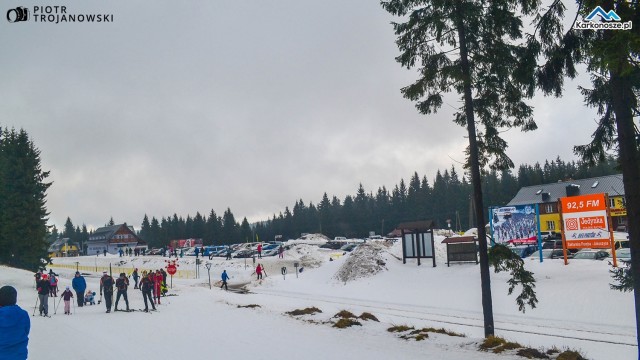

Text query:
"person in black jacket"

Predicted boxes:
[[114, 273, 130, 311], [36, 274, 50, 316], [132, 268, 140, 289], [139, 272, 156, 312], [99, 271, 115, 313]]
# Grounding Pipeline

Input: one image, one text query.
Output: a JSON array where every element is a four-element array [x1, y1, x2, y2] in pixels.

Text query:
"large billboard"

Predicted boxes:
[[560, 193, 611, 249], [490, 205, 538, 245]]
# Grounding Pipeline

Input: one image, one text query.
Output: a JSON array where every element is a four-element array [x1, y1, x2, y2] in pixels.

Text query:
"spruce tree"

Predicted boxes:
[[0, 128, 51, 270], [381, 0, 543, 336]]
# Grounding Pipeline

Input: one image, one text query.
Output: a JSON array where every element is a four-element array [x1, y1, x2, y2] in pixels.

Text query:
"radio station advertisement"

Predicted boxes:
[[560, 193, 611, 249]]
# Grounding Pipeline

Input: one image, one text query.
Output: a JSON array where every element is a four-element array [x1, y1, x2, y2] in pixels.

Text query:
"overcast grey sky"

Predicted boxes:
[[0, 1, 598, 230]]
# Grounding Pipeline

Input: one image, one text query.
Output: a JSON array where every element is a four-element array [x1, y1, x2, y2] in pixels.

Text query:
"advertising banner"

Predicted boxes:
[[490, 205, 538, 245], [560, 193, 611, 249]]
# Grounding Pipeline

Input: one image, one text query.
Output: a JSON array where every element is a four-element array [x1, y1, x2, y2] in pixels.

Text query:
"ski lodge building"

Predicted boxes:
[[86, 223, 147, 255], [506, 174, 627, 233]]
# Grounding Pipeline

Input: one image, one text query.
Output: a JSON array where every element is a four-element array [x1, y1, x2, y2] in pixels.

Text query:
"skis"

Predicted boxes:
[[113, 309, 135, 312], [138, 309, 157, 313]]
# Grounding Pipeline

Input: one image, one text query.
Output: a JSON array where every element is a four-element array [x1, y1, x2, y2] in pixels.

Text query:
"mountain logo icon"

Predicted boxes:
[[585, 6, 622, 21]]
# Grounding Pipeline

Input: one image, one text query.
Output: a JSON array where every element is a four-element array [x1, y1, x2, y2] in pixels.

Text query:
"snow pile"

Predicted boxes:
[[334, 242, 391, 283], [285, 233, 330, 246], [283, 244, 325, 268]]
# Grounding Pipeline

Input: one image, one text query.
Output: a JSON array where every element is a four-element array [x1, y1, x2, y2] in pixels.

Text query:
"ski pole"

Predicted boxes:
[[72, 297, 76, 314], [54, 296, 63, 315], [32, 297, 39, 317]]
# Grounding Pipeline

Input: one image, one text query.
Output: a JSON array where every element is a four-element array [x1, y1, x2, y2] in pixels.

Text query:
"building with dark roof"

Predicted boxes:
[[48, 238, 80, 257], [87, 223, 144, 255], [506, 174, 627, 233]]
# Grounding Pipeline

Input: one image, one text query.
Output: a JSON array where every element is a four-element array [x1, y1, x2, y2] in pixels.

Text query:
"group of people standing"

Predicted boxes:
[[100, 268, 167, 312], [33, 267, 170, 316]]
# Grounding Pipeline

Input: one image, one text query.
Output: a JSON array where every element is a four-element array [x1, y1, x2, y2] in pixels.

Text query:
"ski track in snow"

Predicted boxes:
[[252, 287, 636, 346]]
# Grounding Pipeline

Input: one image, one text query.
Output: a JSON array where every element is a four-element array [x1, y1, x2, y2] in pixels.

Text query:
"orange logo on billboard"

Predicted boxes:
[[579, 216, 605, 230], [565, 218, 579, 231]]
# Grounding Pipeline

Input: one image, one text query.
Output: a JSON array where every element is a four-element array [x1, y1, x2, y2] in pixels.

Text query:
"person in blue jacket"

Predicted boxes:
[[71, 271, 87, 307], [0, 285, 30, 360], [220, 270, 229, 290]]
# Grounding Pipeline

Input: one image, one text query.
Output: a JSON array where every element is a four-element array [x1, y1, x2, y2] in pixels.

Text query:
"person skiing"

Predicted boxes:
[[99, 271, 115, 313], [61, 286, 73, 315], [114, 273, 130, 311], [225, 246, 232, 260], [153, 270, 163, 304], [220, 270, 229, 291], [0, 286, 30, 360], [36, 274, 50, 316], [34, 271, 42, 287], [140, 272, 156, 312], [132, 268, 140, 289], [257, 243, 263, 259], [255, 264, 263, 280], [71, 271, 86, 307], [48, 270, 58, 297]]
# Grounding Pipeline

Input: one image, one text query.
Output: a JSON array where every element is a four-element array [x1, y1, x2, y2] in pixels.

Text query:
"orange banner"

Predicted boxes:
[[561, 193, 607, 213]]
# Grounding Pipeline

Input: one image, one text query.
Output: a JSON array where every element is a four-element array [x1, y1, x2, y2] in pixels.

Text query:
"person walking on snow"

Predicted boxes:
[[99, 271, 115, 313], [278, 245, 284, 259], [61, 286, 73, 315], [257, 243, 263, 259], [255, 264, 263, 280], [71, 271, 86, 307], [140, 272, 156, 312], [36, 274, 50, 316], [220, 270, 229, 290], [132, 268, 139, 289], [48, 270, 58, 297], [153, 270, 163, 304], [114, 273, 130, 311]]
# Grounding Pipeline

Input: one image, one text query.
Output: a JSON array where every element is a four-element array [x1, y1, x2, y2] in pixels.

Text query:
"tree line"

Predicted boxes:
[[57, 155, 618, 249]]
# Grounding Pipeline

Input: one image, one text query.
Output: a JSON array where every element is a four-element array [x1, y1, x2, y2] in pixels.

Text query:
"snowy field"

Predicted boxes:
[[2, 234, 636, 360]]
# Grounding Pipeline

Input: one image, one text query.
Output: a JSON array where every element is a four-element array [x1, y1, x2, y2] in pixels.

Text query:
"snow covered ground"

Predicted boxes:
[[2, 234, 636, 360]]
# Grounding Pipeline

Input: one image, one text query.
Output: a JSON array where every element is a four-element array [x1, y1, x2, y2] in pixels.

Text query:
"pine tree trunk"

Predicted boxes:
[[610, 70, 640, 359], [454, 0, 495, 337]]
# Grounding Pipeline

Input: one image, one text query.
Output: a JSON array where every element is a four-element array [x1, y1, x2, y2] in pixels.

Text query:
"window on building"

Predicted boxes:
[[609, 198, 616, 208], [546, 204, 553, 213], [546, 221, 556, 230]]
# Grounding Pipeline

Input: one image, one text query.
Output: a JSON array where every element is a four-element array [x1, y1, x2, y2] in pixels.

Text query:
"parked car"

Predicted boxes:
[[615, 248, 631, 262], [510, 245, 538, 258], [572, 250, 609, 260], [542, 240, 563, 250], [334, 236, 347, 241], [320, 242, 344, 250], [528, 249, 569, 260], [233, 249, 255, 258], [148, 248, 163, 256], [540, 231, 560, 240], [340, 243, 359, 252]]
